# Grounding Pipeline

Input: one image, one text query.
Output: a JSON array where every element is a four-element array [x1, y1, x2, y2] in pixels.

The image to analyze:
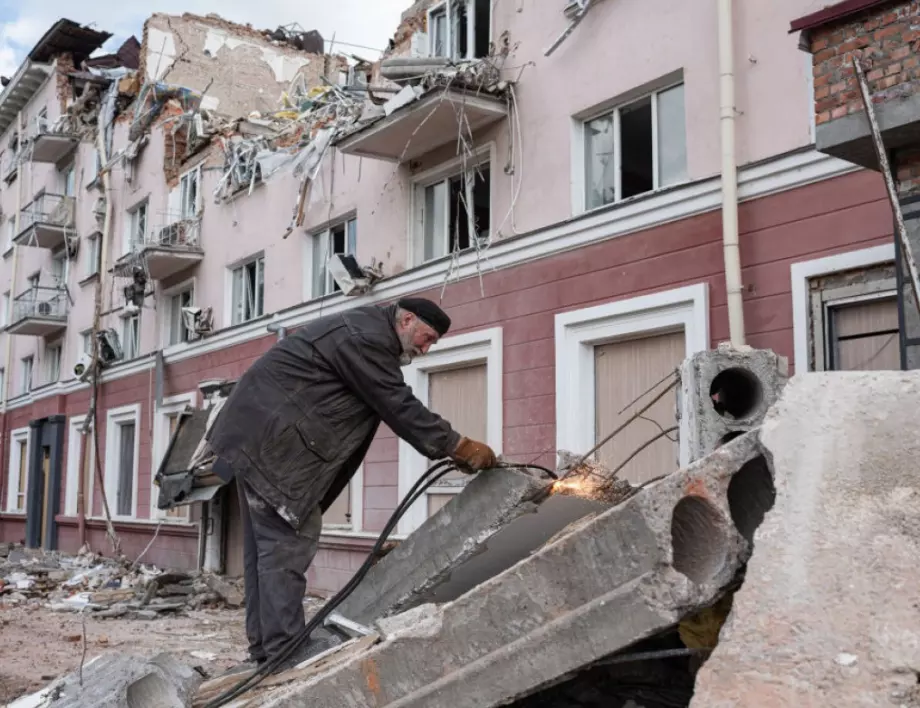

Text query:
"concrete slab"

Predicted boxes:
[[692, 372, 920, 707], [337, 467, 552, 626], [256, 432, 771, 708]]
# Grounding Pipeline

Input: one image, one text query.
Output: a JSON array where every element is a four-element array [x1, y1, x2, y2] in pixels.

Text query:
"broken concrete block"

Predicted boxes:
[[204, 574, 243, 607], [9, 652, 202, 708], [680, 345, 787, 463], [261, 433, 772, 707], [692, 372, 920, 707], [337, 467, 552, 626]]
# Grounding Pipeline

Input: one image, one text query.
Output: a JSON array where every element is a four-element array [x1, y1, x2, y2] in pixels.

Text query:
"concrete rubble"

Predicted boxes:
[[692, 371, 920, 708], [0, 544, 244, 619]]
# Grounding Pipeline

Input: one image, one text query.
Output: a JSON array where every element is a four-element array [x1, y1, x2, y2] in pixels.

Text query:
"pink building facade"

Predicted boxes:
[[0, 2, 901, 592]]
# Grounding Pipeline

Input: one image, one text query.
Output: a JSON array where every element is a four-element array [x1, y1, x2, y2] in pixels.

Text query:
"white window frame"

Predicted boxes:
[[151, 392, 198, 523], [81, 329, 94, 355], [397, 326, 503, 534], [104, 403, 142, 520], [178, 165, 202, 220], [20, 355, 33, 395], [45, 340, 62, 383], [5, 426, 30, 514], [124, 199, 149, 255], [573, 78, 687, 215], [65, 415, 93, 517], [61, 162, 76, 198], [121, 310, 141, 360], [322, 466, 365, 535], [161, 277, 196, 347], [84, 232, 101, 279], [226, 254, 266, 327], [555, 283, 709, 470], [426, 0, 491, 60], [409, 143, 495, 267], [310, 216, 357, 299], [1, 291, 8, 328], [791, 244, 896, 373]]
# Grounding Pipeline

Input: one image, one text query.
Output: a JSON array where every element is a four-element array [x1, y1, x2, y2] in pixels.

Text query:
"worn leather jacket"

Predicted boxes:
[[206, 303, 461, 528]]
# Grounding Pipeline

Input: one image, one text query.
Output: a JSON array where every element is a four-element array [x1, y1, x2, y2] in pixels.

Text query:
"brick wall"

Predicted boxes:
[[810, 1, 920, 125]]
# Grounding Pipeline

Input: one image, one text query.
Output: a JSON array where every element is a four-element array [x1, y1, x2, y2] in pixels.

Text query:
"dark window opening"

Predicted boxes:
[[474, 0, 491, 58], [448, 167, 491, 252], [620, 96, 654, 199]]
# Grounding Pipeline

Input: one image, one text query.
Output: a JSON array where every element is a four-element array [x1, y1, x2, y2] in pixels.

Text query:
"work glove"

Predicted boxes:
[[451, 437, 498, 472]]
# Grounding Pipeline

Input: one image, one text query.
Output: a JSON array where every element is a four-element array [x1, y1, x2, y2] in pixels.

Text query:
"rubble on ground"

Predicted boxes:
[[0, 544, 243, 620]]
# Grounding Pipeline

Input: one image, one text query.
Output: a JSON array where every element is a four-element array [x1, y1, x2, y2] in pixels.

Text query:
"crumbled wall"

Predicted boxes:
[[138, 13, 330, 120], [54, 53, 76, 114], [808, 1, 920, 126], [386, 0, 435, 57]]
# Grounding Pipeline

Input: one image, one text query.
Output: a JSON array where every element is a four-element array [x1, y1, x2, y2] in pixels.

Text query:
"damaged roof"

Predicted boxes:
[[789, 0, 897, 33], [28, 19, 112, 65]]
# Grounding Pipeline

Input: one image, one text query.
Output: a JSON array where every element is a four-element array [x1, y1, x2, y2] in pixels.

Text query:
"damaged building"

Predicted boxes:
[[0, 0, 912, 611]]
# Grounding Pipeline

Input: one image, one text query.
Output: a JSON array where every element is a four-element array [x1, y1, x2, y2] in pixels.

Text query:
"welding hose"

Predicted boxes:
[[204, 459, 557, 707]]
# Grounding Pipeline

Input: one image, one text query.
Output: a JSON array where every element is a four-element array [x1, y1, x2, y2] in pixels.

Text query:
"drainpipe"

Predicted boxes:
[[718, 0, 746, 347], [266, 323, 287, 341]]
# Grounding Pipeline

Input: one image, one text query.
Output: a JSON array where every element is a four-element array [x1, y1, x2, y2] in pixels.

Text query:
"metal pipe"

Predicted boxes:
[[718, 0, 746, 347], [266, 323, 288, 341]]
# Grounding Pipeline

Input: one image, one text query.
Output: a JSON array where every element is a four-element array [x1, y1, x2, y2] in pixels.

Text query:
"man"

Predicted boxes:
[[207, 298, 497, 673]]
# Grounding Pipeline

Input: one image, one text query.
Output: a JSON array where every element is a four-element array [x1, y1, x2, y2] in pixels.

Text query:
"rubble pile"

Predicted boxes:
[[0, 543, 243, 620]]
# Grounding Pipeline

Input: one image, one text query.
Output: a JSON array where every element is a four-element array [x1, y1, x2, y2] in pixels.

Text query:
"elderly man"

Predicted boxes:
[[208, 298, 496, 673]]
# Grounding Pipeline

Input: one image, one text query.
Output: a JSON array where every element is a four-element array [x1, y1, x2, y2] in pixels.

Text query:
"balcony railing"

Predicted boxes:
[[115, 216, 204, 281], [6, 286, 69, 336], [143, 217, 202, 250], [17, 193, 76, 248], [28, 117, 80, 164]]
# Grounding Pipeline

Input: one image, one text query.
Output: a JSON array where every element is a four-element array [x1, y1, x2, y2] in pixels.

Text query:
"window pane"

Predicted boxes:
[[255, 258, 265, 317], [346, 219, 357, 255], [620, 96, 654, 199], [231, 267, 244, 324], [117, 422, 135, 516], [312, 233, 327, 298], [432, 11, 448, 57], [657, 84, 687, 188], [585, 113, 616, 210], [424, 181, 447, 262]]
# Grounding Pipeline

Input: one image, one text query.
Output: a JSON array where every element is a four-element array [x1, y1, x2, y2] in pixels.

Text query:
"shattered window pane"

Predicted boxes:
[[658, 84, 687, 188], [168, 288, 193, 345], [585, 113, 616, 210], [180, 169, 200, 219], [620, 96, 653, 200], [312, 219, 358, 298], [423, 166, 490, 263], [474, 0, 491, 58], [231, 257, 265, 324]]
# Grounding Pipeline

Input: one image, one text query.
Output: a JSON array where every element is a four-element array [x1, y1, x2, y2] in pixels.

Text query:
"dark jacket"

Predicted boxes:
[[207, 304, 461, 528]]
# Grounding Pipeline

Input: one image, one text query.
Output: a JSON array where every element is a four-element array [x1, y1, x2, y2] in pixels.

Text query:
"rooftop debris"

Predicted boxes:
[[0, 543, 244, 619]]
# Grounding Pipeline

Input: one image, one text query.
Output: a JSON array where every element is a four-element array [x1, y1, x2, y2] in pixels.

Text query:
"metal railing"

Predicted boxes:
[[19, 193, 76, 233], [11, 286, 68, 321], [29, 115, 75, 139], [142, 217, 202, 250]]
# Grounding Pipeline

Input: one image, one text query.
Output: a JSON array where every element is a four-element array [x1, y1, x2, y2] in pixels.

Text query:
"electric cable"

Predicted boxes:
[[203, 458, 489, 707]]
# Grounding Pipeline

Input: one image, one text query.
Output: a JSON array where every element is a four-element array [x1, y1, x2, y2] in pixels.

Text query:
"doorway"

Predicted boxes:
[[24, 415, 66, 550]]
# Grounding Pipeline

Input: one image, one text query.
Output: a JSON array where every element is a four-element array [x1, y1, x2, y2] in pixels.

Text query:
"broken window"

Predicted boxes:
[[312, 218, 357, 299], [584, 83, 687, 210], [231, 256, 265, 325], [125, 200, 148, 254], [122, 312, 141, 360], [179, 168, 200, 220], [428, 0, 491, 60], [420, 164, 491, 263], [809, 264, 900, 372], [167, 287, 194, 345]]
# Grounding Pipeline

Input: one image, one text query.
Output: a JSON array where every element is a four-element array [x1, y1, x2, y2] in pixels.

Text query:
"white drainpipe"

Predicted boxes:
[[718, 0, 746, 347]]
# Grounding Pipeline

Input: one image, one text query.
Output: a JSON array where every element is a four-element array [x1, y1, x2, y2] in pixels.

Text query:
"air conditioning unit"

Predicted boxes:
[[328, 255, 384, 296], [74, 353, 95, 382], [37, 301, 52, 316], [182, 306, 214, 338]]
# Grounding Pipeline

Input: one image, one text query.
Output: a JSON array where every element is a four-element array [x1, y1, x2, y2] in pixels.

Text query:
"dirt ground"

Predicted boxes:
[[0, 602, 250, 704]]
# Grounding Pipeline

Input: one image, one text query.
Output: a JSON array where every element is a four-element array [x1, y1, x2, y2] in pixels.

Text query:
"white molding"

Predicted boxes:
[[104, 403, 142, 521], [150, 391, 198, 522], [555, 283, 709, 469], [790, 243, 895, 372], [65, 415, 89, 516], [1, 150, 859, 413], [397, 326, 503, 534], [5, 426, 30, 513]]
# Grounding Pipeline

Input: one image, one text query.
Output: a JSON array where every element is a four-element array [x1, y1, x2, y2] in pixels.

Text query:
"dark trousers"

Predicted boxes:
[[236, 471, 322, 663]]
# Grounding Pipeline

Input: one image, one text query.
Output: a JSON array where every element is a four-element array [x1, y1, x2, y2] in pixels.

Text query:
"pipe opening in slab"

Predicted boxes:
[[671, 496, 729, 585], [709, 367, 763, 420], [717, 430, 746, 447], [727, 455, 775, 546]]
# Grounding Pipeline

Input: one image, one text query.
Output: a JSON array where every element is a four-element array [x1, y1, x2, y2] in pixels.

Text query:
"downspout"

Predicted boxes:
[[0, 110, 24, 513], [718, 0, 746, 347]]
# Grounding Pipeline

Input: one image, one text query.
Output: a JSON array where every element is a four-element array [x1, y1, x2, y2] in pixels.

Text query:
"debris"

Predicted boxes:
[[189, 651, 217, 662], [203, 574, 244, 608]]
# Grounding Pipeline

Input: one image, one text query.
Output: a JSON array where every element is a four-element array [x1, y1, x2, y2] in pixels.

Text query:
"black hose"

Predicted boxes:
[[203, 459, 458, 708]]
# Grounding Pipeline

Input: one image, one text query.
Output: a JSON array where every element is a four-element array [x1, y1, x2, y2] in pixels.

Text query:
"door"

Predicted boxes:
[[40, 447, 50, 547], [594, 330, 684, 485]]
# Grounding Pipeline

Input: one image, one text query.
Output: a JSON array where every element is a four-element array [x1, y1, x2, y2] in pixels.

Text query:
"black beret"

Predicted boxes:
[[398, 297, 451, 336]]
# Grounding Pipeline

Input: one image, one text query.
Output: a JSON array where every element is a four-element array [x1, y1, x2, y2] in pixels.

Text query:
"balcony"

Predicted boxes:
[[15, 193, 76, 250], [6, 287, 68, 336], [113, 217, 204, 281], [29, 119, 79, 164], [336, 87, 507, 163]]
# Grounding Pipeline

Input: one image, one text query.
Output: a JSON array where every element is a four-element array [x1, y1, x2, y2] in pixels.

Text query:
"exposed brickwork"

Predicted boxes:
[[896, 147, 920, 196], [808, 1, 920, 125]]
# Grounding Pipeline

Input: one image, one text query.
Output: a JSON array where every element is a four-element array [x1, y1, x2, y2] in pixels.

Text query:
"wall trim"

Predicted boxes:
[[790, 243, 895, 372], [5, 426, 31, 513], [555, 282, 709, 470], [65, 415, 89, 517], [397, 326, 503, 534], [1, 149, 859, 413]]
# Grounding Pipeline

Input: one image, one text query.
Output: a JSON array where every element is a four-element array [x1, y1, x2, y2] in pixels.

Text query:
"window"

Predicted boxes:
[[808, 263, 900, 372], [51, 252, 66, 285], [231, 256, 265, 325], [124, 201, 148, 254], [428, 0, 490, 60], [81, 329, 94, 355], [20, 356, 33, 394], [65, 416, 93, 517], [4, 219, 13, 252], [105, 405, 140, 519], [583, 83, 687, 210], [0, 368, 4, 401], [6, 428, 29, 513], [45, 342, 62, 383], [312, 218, 357, 298], [179, 168, 200, 220], [418, 164, 491, 263], [85, 233, 101, 278], [122, 312, 140, 359], [153, 394, 197, 522], [1, 291, 8, 328], [166, 286, 194, 345], [62, 163, 76, 198]]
